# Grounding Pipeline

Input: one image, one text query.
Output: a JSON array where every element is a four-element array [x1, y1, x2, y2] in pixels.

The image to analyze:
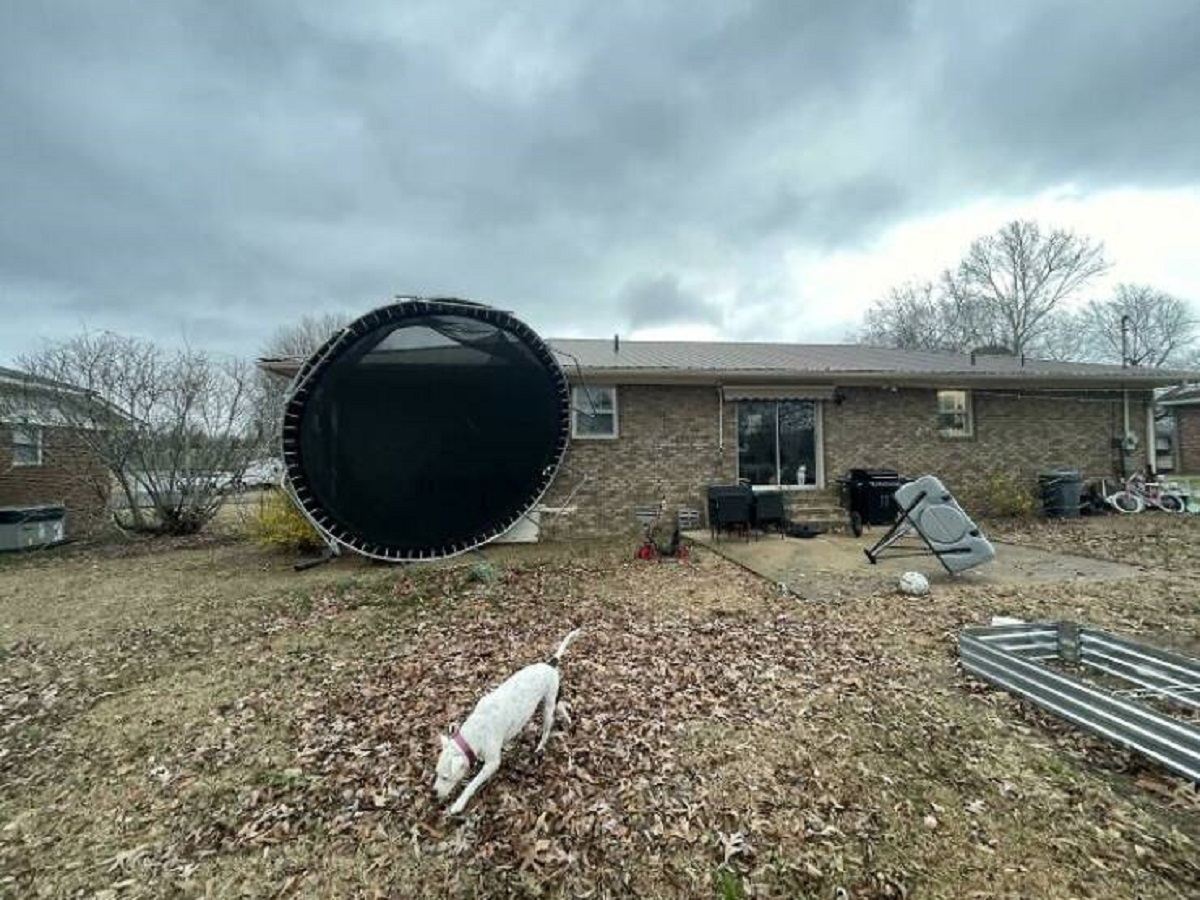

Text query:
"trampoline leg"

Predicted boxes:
[[294, 546, 336, 572]]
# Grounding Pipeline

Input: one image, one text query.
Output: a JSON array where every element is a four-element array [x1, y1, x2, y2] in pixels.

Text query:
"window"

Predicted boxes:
[[12, 426, 43, 466], [571, 385, 617, 438], [737, 400, 818, 487], [937, 390, 973, 438]]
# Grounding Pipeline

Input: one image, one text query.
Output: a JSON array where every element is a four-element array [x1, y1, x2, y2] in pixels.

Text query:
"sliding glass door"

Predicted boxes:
[[736, 400, 819, 487]]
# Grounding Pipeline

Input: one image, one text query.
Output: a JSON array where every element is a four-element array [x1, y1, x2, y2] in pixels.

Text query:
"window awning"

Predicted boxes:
[[722, 385, 837, 401]]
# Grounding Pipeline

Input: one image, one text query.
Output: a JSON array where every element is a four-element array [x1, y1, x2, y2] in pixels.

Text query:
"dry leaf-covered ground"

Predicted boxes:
[[1, 519, 1198, 899]]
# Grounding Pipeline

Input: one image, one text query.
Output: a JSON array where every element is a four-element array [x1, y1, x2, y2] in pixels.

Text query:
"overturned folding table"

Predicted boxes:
[[864, 474, 995, 574]]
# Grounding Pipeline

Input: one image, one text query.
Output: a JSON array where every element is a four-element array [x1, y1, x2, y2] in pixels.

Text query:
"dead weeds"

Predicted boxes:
[[0, 524, 1198, 898]]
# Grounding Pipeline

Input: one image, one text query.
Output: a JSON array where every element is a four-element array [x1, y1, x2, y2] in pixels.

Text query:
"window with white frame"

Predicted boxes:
[[12, 426, 44, 466], [937, 390, 973, 438], [571, 385, 617, 438]]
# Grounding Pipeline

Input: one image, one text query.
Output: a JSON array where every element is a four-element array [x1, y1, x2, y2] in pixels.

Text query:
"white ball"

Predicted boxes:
[[898, 571, 930, 596]]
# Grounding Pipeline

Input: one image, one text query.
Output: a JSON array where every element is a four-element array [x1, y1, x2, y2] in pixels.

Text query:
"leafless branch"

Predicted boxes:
[[4, 332, 267, 535], [1078, 284, 1197, 368], [860, 220, 1111, 359], [252, 312, 352, 449]]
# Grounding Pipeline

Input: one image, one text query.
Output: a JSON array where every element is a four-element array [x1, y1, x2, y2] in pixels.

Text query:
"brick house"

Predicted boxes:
[[259, 337, 1197, 539], [1159, 385, 1200, 474], [537, 340, 1196, 536], [0, 365, 110, 537]]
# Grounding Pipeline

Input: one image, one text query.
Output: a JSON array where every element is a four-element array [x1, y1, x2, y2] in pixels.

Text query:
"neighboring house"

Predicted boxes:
[[261, 338, 1198, 538], [0, 365, 110, 536], [1159, 385, 1200, 474]]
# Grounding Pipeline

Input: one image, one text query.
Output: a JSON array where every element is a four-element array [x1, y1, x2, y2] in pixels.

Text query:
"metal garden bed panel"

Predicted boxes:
[[959, 623, 1200, 783]]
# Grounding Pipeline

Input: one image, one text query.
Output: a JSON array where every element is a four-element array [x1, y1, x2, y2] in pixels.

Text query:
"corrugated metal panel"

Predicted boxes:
[[959, 623, 1200, 782], [549, 339, 1197, 382], [258, 340, 1200, 385]]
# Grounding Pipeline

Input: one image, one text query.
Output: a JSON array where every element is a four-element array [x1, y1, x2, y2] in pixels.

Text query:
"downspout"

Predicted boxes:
[[1121, 314, 1131, 456], [1145, 395, 1157, 477], [717, 386, 724, 454]]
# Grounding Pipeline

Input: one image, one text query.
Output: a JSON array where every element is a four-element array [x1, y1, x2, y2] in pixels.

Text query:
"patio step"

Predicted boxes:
[[785, 491, 840, 507], [783, 507, 849, 532], [782, 491, 846, 529]]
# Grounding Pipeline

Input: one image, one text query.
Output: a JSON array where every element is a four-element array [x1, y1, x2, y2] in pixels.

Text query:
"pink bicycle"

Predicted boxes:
[[1106, 473, 1187, 514]]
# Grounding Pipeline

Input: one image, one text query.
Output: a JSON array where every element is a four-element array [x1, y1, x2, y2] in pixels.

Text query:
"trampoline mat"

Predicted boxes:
[[283, 301, 570, 560]]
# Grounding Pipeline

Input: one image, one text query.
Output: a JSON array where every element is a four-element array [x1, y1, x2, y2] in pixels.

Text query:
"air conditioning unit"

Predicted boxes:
[[0, 505, 66, 551]]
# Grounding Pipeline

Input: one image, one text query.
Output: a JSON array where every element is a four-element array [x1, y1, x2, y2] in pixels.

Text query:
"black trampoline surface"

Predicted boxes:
[[282, 299, 570, 560]]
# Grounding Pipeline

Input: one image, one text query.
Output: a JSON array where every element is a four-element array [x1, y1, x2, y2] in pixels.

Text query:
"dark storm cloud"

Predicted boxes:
[[1, 0, 1198, 362], [925, 1, 1200, 193], [619, 274, 723, 330]]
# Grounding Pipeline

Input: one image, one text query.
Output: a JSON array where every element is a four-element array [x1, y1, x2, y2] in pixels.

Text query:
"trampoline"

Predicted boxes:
[[281, 298, 570, 561]]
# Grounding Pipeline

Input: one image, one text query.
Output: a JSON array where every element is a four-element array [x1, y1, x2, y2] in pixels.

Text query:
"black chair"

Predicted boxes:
[[706, 484, 754, 540], [753, 491, 787, 537]]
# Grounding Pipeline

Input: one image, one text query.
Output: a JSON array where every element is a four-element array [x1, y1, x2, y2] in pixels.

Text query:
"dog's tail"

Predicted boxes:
[[548, 628, 582, 667]]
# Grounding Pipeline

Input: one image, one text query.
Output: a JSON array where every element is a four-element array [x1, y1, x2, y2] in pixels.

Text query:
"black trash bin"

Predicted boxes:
[[1038, 469, 1083, 518], [842, 469, 905, 535]]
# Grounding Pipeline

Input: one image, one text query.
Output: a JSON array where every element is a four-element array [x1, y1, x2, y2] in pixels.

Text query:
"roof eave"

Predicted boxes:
[[569, 367, 1179, 390], [255, 354, 1193, 391]]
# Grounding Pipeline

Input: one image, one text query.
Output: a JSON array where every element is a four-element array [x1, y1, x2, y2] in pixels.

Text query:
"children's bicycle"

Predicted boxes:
[[1106, 473, 1187, 514]]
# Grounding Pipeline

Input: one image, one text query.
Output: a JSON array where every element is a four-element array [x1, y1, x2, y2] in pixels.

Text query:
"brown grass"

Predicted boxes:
[[1, 520, 1198, 898]]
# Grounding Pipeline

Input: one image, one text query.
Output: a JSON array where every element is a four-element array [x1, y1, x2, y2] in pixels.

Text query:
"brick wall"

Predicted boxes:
[[540, 382, 1150, 538], [0, 425, 110, 536], [540, 384, 736, 539], [824, 387, 1149, 502], [1177, 406, 1200, 473]]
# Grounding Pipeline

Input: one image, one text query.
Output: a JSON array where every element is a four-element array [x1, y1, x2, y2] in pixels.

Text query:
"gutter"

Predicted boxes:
[[256, 356, 1198, 392], [557, 369, 1192, 391]]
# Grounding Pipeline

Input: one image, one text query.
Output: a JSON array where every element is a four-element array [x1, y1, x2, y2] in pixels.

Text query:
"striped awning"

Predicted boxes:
[[721, 384, 837, 401]]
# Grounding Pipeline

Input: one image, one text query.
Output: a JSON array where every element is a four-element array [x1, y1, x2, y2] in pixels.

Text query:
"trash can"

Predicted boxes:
[[1038, 469, 1083, 519], [842, 469, 905, 535]]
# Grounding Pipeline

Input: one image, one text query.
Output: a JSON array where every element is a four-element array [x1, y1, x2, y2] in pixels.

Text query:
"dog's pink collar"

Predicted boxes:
[[452, 731, 477, 768]]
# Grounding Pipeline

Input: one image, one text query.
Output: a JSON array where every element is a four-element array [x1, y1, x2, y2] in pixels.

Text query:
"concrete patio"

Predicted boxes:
[[686, 527, 1143, 592]]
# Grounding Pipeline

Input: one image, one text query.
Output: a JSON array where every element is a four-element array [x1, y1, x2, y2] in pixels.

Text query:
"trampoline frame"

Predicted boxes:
[[280, 297, 571, 562]]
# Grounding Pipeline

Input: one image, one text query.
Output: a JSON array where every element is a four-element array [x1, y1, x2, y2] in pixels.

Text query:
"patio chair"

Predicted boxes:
[[706, 484, 754, 541], [753, 491, 787, 537]]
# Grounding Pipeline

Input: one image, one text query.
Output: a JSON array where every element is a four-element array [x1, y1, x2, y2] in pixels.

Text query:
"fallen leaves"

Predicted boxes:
[[2, 523, 1200, 897]]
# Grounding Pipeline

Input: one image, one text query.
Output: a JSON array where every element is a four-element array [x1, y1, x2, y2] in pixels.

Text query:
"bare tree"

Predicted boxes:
[[862, 281, 964, 351], [5, 332, 264, 535], [1078, 284, 1196, 368], [253, 312, 352, 449], [1033, 310, 1093, 362], [945, 220, 1109, 356], [861, 220, 1109, 359], [261, 312, 352, 360]]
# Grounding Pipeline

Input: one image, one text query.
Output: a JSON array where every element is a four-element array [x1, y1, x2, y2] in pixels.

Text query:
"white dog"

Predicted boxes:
[[434, 629, 582, 815]]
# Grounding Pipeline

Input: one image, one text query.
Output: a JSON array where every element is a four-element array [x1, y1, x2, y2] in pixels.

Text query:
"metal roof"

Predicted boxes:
[[1159, 384, 1200, 406], [0, 364, 82, 392], [549, 339, 1197, 387], [258, 339, 1199, 388]]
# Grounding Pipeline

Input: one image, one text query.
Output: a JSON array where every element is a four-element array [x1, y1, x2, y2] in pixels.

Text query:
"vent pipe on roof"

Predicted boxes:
[[614, 334, 620, 354]]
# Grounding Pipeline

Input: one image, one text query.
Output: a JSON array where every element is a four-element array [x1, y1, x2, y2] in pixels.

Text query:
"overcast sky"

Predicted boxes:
[[3, 0, 1199, 364]]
